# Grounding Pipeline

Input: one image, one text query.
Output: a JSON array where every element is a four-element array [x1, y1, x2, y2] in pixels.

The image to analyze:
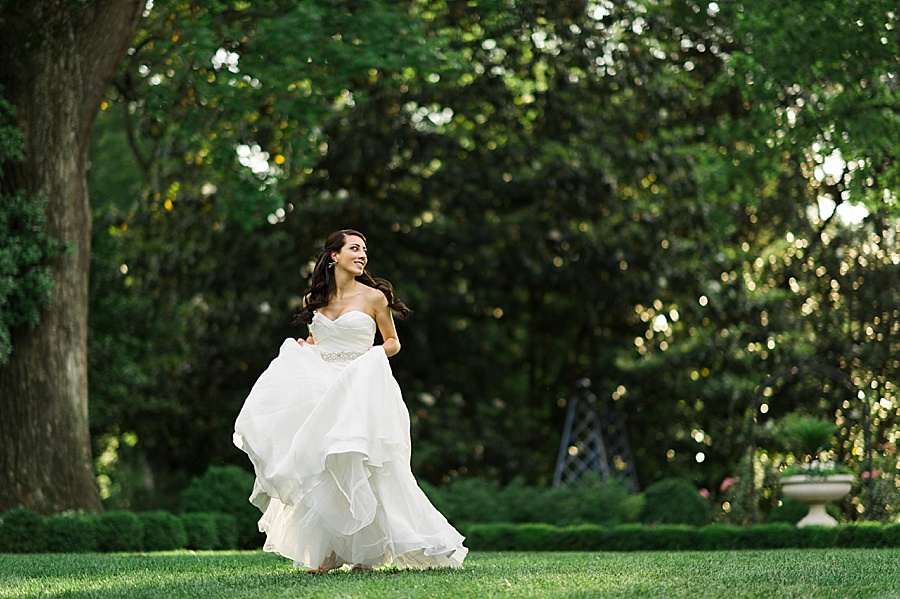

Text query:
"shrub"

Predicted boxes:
[[138, 511, 188, 551], [429, 475, 641, 527], [461, 523, 519, 551], [741, 523, 795, 549], [211, 513, 238, 550], [552, 477, 637, 527], [767, 498, 808, 524], [45, 512, 100, 553], [795, 525, 838, 548], [462, 521, 895, 552], [603, 524, 651, 552], [515, 523, 562, 551], [642, 525, 703, 551], [433, 478, 505, 524], [640, 478, 711, 527], [698, 524, 742, 550], [496, 478, 547, 523], [181, 513, 220, 550], [98, 511, 143, 552], [883, 523, 900, 547], [835, 522, 888, 548], [181, 465, 262, 549], [558, 524, 605, 551], [0, 507, 47, 553]]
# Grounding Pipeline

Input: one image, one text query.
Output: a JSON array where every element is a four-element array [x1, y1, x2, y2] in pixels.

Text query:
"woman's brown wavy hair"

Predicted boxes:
[[293, 229, 412, 325]]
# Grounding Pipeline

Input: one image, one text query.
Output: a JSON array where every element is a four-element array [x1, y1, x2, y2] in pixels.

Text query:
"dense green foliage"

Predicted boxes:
[[464, 521, 900, 552], [61, 0, 900, 518], [423, 475, 642, 527], [0, 507, 235, 554], [180, 512, 221, 550], [138, 510, 189, 551], [179, 465, 262, 549], [639, 478, 711, 527], [3, 503, 900, 555], [0, 91, 60, 364], [97, 511, 144, 552], [0, 507, 46, 553], [2, 550, 900, 598], [44, 512, 101, 553]]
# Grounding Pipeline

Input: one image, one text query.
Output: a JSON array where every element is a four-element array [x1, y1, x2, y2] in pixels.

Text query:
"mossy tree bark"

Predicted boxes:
[[0, 0, 144, 514]]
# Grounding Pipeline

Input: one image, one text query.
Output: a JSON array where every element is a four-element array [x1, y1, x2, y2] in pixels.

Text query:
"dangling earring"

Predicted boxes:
[[327, 261, 336, 269]]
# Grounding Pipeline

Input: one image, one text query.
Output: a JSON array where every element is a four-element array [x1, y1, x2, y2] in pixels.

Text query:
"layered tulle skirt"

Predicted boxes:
[[234, 336, 467, 569]]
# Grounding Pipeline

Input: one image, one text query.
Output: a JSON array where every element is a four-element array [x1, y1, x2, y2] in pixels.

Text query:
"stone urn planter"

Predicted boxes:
[[780, 473, 854, 527]]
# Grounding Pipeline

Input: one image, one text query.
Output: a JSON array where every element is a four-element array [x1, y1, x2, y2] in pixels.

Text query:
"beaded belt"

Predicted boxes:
[[320, 350, 365, 363]]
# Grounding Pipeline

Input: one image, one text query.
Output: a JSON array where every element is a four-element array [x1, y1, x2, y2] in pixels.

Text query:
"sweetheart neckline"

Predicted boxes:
[[314, 310, 375, 324]]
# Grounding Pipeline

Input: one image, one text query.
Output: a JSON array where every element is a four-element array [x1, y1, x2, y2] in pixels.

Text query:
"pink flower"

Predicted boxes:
[[861, 469, 881, 480], [699, 488, 710, 499], [720, 476, 739, 491]]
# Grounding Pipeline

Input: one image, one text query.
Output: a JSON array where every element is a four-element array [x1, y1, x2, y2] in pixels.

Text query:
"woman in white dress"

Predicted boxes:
[[233, 229, 467, 573]]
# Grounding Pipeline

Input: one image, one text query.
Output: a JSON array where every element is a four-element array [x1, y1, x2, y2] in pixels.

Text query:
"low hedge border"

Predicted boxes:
[[461, 521, 900, 552], [0, 508, 238, 554], [3, 508, 898, 553]]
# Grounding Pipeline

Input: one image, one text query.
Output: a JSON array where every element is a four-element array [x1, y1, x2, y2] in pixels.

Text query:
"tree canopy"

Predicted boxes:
[[4, 0, 897, 517]]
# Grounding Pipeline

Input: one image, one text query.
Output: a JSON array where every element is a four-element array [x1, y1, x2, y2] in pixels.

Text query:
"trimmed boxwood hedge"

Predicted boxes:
[[462, 522, 900, 552], [46, 512, 101, 553], [0, 507, 47, 553], [2, 507, 899, 554], [98, 511, 144, 552], [0, 508, 240, 553], [138, 511, 188, 551], [181, 512, 220, 550]]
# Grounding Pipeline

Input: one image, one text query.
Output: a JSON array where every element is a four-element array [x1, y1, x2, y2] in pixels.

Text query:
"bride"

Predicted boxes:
[[233, 229, 467, 572]]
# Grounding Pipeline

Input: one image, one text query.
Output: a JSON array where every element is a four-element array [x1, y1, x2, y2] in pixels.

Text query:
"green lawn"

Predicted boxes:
[[1, 550, 898, 598]]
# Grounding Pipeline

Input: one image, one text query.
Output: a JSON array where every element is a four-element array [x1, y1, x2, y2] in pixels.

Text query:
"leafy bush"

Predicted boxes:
[[559, 524, 606, 550], [425, 475, 641, 528], [515, 523, 562, 551], [460, 523, 519, 551], [767, 498, 808, 524], [600, 524, 648, 552], [495, 478, 547, 523], [640, 525, 703, 551], [0, 89, 62, 365], [544, 477, 639, 527], [640, 478, 711, 527], [211, 513, 238, 550], [138, 511, 188, 551], [740, 523, 795, 549], [181, 465, 262, 549], [181, 513, 220, 550], [794, 525, 839, 548], [698, 524, 742, 550], [883, 523, 900, 547], [98, 511, 144, 552], [431, 478, 506, 524], [463, 522, 900, 552], [46, 512, 100, 553], [835, 522, 890, 548], [0, 507, 47, 553]]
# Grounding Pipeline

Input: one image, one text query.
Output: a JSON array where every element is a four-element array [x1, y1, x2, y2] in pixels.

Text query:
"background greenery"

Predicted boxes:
[[3, 1, 895, 519]]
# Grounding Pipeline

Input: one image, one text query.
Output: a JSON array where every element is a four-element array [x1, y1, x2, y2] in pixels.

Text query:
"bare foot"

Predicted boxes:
[[307, 552, 339, 574]]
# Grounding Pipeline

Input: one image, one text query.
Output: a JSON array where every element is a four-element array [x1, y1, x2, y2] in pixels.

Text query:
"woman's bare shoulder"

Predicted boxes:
[[362, 284, 389, 308]]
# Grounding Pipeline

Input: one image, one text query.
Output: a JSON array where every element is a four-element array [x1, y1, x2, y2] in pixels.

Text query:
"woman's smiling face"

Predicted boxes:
[[332, 234, 367, 275]]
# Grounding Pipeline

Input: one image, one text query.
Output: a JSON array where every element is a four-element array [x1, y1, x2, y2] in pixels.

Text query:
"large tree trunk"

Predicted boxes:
[[0, 1, 144, 514]]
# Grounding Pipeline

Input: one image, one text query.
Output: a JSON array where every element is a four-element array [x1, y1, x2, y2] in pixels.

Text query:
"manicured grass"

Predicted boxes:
[[1, 550, 898, 598]]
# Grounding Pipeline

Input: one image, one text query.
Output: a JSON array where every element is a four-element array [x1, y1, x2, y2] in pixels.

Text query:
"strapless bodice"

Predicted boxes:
[[310, 311, 375, 359]]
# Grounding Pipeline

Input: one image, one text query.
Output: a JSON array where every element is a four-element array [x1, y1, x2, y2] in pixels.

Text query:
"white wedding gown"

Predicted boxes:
[[233, 310, 467, 570]]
